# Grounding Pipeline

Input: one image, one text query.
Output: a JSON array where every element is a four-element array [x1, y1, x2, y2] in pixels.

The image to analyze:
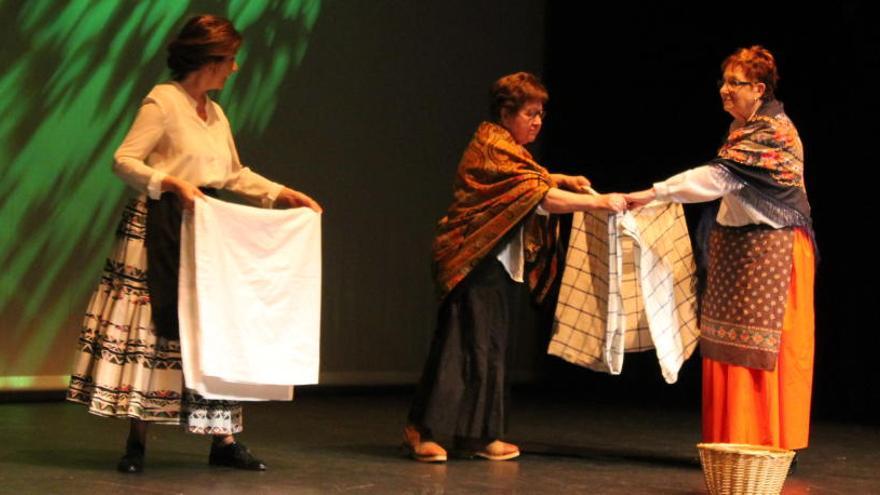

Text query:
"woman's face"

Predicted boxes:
[[205, 53, 239, 91], [719, 65, 765, 122], [501, 100, 544, 145]]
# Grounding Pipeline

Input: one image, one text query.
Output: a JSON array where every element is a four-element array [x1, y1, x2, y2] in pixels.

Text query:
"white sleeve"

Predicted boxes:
[[535, 203, 549, 216], [112, 101, 168, 199], [652, 165, 742, 203]]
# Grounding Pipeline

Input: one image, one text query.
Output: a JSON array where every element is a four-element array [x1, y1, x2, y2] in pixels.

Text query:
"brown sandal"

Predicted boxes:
[[473, 440, 520, 461], [402, 426, 447, 462]]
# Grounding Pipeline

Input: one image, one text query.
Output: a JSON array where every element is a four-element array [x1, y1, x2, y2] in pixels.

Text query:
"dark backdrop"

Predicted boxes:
[[535, 2, 877, 423]]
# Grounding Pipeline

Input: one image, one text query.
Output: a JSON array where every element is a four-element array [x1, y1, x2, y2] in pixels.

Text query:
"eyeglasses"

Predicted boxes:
[[717, 78, 754, 89], [520, 108, 546, 120]]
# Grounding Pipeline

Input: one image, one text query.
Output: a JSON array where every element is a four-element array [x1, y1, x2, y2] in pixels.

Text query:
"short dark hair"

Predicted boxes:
[[167, 15, 243, 81], [489, 72, 548, 122], [722, 45, 779, 101]]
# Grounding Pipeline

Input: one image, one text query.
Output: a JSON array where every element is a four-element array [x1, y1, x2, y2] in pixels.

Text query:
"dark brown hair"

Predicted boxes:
[[489, 72, 548, 121], [167, 15, 243, 81]]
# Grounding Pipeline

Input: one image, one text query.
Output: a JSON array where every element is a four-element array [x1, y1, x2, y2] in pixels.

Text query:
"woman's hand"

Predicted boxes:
[[551, 173, 592, 192], [275, 187, 323, 213], [594, 193, 627, 213], [161, 176, 204, 211], [624, 188, 657, 210]]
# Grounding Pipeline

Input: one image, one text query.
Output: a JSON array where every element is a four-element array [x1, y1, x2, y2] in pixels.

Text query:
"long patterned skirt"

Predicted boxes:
[[702, 228, 815, 450], [66, 197, 243, 435]]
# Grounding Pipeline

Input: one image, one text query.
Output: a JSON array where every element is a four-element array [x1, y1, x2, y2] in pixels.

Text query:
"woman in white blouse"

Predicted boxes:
[[625, 46, 815, 461], [66, 15, 320, 473]]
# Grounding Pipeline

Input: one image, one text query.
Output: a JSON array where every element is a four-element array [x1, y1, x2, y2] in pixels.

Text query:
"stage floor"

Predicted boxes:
[[0, 390, 876, 494]]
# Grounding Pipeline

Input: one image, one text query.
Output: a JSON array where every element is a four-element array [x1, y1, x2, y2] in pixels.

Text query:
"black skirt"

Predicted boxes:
[[408, 255, 527, 442]]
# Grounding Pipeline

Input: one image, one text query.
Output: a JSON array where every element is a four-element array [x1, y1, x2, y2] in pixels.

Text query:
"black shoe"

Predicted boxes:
[[209, 442, 267, 471], [117, 439, 145, 473]]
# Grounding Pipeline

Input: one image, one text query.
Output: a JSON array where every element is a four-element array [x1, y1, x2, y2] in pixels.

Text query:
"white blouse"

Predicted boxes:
[[496, 204, 549, 283], [653, 165, 783, 228], [112, 82, 283, 206]]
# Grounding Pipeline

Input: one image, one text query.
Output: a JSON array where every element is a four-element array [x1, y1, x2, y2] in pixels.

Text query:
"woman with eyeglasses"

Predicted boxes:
[[65, 15, 321, 473], [625, 46, 815, 456], [403, 72, 627, 462]]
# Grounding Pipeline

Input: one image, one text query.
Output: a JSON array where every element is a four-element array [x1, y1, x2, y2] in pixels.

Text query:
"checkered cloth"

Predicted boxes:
[[548, 201, 698, 383]]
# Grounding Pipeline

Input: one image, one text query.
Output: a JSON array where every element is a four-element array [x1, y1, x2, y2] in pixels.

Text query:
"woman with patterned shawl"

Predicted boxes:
[[65, 16, 321, 473], [403, 72, 627, 462], [625, 46, 815, 455]]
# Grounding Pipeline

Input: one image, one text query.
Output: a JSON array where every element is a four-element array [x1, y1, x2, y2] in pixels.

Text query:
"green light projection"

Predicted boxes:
[[0, 0, 321, 390]]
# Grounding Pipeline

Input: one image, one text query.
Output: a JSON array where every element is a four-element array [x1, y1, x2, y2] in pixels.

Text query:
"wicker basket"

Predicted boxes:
[[697, 443, 794, 495]]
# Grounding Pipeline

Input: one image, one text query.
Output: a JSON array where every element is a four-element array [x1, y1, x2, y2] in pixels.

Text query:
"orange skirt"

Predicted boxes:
[[701, 228, 815, 450]]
